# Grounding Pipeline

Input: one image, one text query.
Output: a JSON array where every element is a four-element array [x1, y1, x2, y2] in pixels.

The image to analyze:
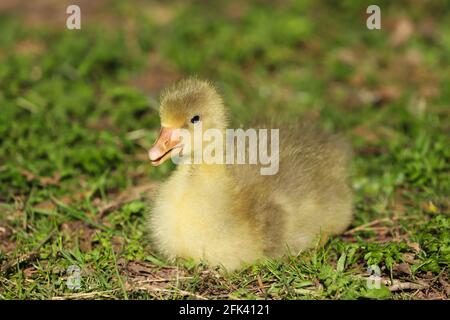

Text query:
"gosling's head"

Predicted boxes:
[[148, 78, 228, 165]]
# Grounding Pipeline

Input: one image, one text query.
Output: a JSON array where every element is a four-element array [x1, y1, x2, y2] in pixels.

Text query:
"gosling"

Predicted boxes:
[[147, 78, 353, 270]]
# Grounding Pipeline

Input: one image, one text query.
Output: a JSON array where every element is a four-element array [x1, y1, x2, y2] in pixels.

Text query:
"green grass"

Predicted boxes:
[[0, 0, 449, 300]]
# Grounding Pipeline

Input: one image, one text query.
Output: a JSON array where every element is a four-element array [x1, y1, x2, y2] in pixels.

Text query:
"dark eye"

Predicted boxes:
[[190, 115, 200, 124]]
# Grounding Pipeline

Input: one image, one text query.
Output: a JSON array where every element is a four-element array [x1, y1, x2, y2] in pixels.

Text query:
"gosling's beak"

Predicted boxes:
[[148, 127, 182, 166]]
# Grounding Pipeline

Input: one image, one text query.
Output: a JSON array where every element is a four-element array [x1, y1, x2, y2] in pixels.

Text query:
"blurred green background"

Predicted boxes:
[[0, 0, 448, 299]]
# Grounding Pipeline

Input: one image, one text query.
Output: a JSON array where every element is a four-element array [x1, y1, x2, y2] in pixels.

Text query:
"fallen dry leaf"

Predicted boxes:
[[402, 252, 419, 264], [438, 275, 450, 297], [125, 261, 162, 276], [352, 125, 380, 144], [384, 279, 428, 292], [407, 242, 421, 254], [40, 172, 61, 186], [0, 225, 16, 253], [20, 170, 61, 186], [123, 261, 190, 294], [390, 18, 414, 46], [0, 225, 12, 240], [393, 263, 412, 275], [23, 266, 38, 278]]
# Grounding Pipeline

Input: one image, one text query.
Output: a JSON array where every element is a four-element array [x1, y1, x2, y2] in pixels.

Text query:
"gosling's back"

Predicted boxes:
[[229, 123, 353, 256]]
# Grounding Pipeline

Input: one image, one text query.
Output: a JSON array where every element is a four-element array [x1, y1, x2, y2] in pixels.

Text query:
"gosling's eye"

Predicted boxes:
[[190, 115, 200, 124]]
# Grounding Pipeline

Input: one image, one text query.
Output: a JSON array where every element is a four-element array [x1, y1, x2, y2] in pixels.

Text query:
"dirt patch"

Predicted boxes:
[[138, 1, 180, 26], [0, 225, 16, 253], [131, 52, 181, 94], [20, 170, 61, 187], [123, 261, 187, 295], [13, 39, 46, 56], [60, 220, 97, 252], [122, 261, 231, 299]]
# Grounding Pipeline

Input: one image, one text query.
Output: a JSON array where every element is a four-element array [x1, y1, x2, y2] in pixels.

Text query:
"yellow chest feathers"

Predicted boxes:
[[148, 165, 263, 270]]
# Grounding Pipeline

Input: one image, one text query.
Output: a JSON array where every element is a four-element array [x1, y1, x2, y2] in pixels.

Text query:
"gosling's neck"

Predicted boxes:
[[177, 161, 228, 177]]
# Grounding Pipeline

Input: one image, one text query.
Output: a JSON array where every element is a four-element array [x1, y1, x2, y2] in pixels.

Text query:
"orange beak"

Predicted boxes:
[[148, 127, 182, 166]]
